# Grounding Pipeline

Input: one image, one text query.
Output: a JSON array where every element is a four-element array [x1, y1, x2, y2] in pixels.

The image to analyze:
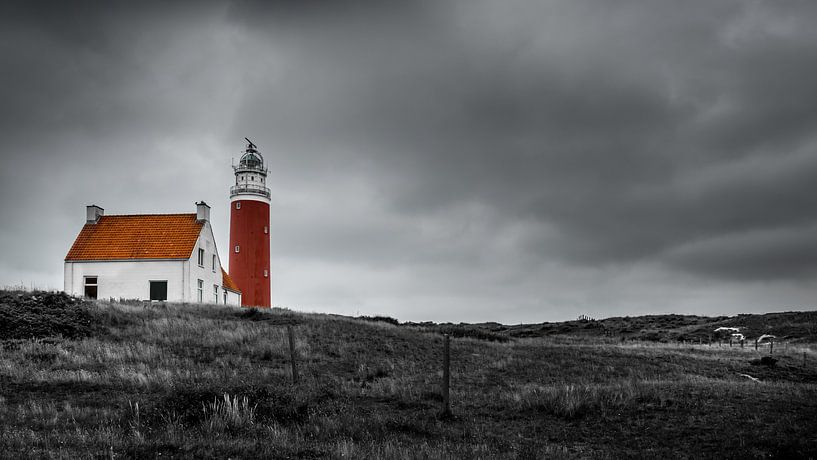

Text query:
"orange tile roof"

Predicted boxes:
[[65, 214, 204, 261], [222, 268, 241, 293]]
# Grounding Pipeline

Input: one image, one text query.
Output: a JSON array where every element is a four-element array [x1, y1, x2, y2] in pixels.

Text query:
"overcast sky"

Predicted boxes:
[[1, 1, 816, 323]]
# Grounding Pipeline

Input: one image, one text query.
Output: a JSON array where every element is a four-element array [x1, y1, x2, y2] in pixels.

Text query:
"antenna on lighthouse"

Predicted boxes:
[[245, 137, 256, 149]]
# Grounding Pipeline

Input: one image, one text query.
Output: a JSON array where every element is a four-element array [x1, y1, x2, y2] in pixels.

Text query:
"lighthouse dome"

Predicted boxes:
[[239, 150, 263, 169], [235, 139, 267, 173]]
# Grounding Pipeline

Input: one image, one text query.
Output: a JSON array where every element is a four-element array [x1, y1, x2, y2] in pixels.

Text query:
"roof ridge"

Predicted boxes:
[[101, 213, 197, 217]]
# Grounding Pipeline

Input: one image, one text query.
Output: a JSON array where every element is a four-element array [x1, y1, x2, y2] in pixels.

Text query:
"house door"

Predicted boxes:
[[150, 281, 168, 301], [84, 277, 98, 299]]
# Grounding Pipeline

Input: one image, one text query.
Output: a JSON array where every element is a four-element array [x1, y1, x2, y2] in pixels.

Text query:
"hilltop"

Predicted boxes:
[[410, 310, 817, 344], [1, 290, 816, 458]]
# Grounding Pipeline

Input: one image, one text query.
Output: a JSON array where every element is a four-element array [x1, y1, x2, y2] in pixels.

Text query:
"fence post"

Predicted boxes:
[[442, 334, 451, 416], [740, 340, 744, 349], [755, 340, 758, 351], [729, 338, 732, 348], [287, 325, 299, 384], [804, 351, 807, 368], [769, 339, 773, 355]]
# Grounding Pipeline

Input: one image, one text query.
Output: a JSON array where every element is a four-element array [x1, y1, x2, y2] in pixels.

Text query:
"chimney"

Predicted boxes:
[[86, 205, 104, 224], [196, 201, 210, 222]]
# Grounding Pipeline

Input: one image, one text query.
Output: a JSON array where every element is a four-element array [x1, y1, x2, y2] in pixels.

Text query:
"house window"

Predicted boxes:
[[84, 276, 98, 299], [235, 245, 240, 253], [223, 290, 228, 304], [263, 226, 268, 234], [212, 254, 217, 272], [235, 202, 241, 210], [264, 269, 268, 278], [214, 285, 219, 303], [197, 248, 205, 267], [149, 281, 168, 301], [251, 176, 254, 181], [197, 279, 203, 302]]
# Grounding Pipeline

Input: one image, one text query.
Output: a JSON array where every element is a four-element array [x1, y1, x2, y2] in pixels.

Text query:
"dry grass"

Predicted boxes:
[[1, 292, 816, 458]]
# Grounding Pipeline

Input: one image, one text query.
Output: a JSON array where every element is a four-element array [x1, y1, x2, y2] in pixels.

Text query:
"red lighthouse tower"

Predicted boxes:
[[229, 139, 271, 307]]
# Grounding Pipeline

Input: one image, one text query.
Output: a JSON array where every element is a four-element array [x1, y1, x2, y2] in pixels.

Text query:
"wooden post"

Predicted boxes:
[[769, 339, 773, 355], [442, 334, 451, 416], [804, 351, 807, 368], [287, 325, 298, 384], [740, 340, 744, 349], [755, 340, 758, 351], [729, 338, 732, 347]]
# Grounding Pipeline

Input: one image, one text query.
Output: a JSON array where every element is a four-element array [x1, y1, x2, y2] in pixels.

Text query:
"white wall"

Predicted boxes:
[[64, 259, 187, 301], [224, 289, 241, 306], [188, 221, 239, 305]]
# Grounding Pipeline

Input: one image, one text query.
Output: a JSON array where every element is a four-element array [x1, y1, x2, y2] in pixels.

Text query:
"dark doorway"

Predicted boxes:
[[84, 276, 98, 299], [150, 281, 168, 301]]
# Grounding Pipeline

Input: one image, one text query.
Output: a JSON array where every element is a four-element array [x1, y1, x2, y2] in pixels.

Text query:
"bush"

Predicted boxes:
[[0, 291, 101, 340], [358, 316, 400, 326], [438, 326, 509, 342]]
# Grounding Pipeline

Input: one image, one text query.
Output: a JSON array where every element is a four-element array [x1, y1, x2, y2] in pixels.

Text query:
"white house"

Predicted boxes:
[[64, 202, 241, 305]]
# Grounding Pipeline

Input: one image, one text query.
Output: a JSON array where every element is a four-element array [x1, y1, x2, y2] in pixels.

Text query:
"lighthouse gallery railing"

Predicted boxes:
[[230, 184, 271, 198]]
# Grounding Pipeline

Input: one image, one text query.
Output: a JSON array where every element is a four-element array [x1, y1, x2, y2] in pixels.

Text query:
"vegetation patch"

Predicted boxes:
[[409, 323, 510, 342], [1, 291, 816, 457], [357, 315, 400, 326], [0, 291, 102, 340]]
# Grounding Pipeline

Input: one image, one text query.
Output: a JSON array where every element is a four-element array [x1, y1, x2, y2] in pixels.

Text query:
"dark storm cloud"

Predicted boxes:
[[1, 0, 816, 321], [228, 0, 817, 275]]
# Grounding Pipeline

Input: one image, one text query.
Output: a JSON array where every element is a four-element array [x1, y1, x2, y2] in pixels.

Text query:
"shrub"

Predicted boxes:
[[358, 316, 400, 326], [0, 291, 101, 340], [437, 326, 509, 342]]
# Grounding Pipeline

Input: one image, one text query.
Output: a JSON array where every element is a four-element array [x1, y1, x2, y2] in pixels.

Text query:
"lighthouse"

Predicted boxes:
[[229, 139, 271, 307]]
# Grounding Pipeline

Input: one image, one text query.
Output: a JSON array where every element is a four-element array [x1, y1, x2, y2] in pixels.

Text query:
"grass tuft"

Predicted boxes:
[[202, 394, 257, 432]]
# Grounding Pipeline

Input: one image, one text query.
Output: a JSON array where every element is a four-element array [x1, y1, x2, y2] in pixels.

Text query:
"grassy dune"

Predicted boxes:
[[1, 292, 816, 458]]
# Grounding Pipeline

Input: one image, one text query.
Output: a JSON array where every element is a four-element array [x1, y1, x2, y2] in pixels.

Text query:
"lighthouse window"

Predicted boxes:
[[197, 279, 204, 303], [264, 269, 268, 278], [235, 245, 240, 253], [197, 248, 205, 267], [251, 176, 254, 181], [263, 226, 268, 234], [235, 202, 241, 210]]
